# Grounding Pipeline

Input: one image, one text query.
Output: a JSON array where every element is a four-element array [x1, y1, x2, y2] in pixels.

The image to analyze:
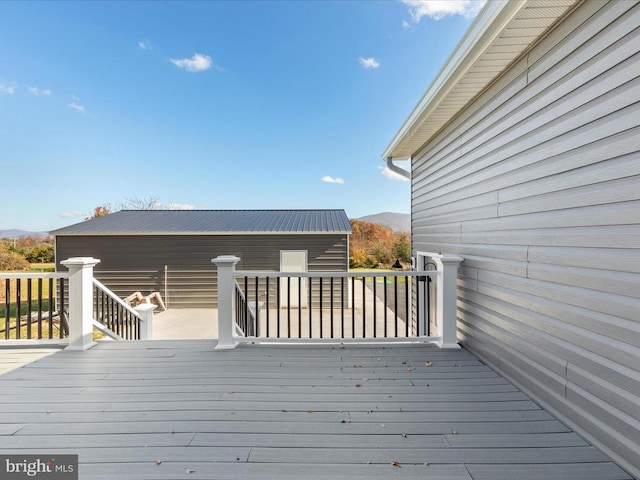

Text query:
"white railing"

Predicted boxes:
[[1, 258, 156, 349], [212, 254, 463, 350]]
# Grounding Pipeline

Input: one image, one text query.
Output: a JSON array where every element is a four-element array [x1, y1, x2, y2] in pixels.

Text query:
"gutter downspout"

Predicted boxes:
[[386, 157, 411, 180]]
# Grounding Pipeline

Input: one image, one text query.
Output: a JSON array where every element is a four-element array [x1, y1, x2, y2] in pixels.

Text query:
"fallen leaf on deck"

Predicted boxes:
[[355, 384, 361, 388], [391, 461, 402, 468], [307, 410, 315, 413], [425, 361, 432, 367], [451, 429, 459, 434]]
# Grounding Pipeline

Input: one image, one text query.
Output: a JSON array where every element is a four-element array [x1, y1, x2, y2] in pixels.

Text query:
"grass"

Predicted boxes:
[[29, 262, 55, 272]]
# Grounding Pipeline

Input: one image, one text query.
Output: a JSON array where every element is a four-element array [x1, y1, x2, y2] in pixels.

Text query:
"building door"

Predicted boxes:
[[280, 251, 308, 308]]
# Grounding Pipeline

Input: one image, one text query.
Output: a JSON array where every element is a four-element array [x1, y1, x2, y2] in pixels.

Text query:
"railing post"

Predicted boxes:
[[61, 257, 100, 351], [435, 255, 463, 349], [212, 255, 241, 350], [134, 303, 157, 340]]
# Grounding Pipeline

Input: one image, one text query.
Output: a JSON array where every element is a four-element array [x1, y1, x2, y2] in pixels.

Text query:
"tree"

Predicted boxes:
[[85, 204, 111, 220], [0, 243, 29, 270], [121, 196, 160, 210], [349, 219, 409, 269]]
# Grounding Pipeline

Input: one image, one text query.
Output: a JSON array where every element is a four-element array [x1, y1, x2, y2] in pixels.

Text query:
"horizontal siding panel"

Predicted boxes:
[[460, 291, 640, 403], [527, 262, 639, 298], [456, 255, 528, 277], [413, 204, 498, 225], [527, 246, 640, 274], [567, 365, 640, 423], [477, 269, 638, 324], [498, 176, 640, 217], [475, 275, 640, 349], [415, 102, 639, 205], [566, 382, 640, 446], [473, 282, 640, 373], [458, 300, 569, 378], [461, 201, 640, 232], [498, 148, 640, 203], [412, 190, 499, 216], [460, 225, 640, 249], [414, 127, 639, 208]]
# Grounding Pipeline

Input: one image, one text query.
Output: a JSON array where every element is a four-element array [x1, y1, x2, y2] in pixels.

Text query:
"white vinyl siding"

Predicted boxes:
[[410, 1, 640, 476]]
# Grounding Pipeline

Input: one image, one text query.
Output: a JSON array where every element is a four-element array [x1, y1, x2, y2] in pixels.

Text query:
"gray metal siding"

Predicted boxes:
[[56, 234, 349, 308], [410, 1, 640, 477]]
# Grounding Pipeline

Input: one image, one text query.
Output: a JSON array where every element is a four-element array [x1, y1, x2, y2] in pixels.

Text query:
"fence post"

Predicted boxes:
[[435, 254, 463, 349], [61, 257, 100, 351], [212, 255, 241, 350], [134, 304, 157, 340]]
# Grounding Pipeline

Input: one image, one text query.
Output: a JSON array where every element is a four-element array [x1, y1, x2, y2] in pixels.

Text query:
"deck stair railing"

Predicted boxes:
[[1, 257, 156, 349], [234, 278, 257, 337], [92, 278, 142, 340], [213, 253, 463, 350]]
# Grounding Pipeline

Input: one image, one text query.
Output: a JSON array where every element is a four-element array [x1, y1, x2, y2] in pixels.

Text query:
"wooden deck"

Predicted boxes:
[[0, 341, 631, 480]]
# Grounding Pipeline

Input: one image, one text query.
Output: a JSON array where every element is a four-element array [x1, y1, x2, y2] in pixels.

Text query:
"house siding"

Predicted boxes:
[[411, 1, 640, 476], [56, 234, 349, 308]]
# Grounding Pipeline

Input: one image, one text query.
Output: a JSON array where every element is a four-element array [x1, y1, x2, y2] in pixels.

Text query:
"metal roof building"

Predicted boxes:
[[54, 210, 352, 308]]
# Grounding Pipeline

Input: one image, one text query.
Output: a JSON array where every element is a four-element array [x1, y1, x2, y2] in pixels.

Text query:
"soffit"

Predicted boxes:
[[382, 0, 579, 160]]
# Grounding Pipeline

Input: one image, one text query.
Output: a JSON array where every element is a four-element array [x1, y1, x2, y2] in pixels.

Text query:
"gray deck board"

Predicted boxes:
[[0, 341, 631, 480]]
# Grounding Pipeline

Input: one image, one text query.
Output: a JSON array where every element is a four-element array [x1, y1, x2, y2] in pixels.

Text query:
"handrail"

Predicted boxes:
[[235, 270, 437, 278], [92, 278, 142, 319], [1, 272, 69, 279], [92, 278, 142, 340]]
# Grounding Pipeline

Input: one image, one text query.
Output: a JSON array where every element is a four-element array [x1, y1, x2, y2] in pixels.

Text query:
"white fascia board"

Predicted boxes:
[[382, 0, 526, 160]]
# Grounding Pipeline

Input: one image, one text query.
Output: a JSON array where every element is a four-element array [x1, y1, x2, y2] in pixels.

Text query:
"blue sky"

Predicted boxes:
[[1, 0, 484, 232]]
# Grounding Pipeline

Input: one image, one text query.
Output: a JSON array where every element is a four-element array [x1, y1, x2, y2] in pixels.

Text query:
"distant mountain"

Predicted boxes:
[[0, 229, 48, 238], [356, 212, 410, 232]]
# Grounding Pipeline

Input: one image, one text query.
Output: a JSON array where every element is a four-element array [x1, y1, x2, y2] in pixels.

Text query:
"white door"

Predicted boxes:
[[280, 251, 308, 308]]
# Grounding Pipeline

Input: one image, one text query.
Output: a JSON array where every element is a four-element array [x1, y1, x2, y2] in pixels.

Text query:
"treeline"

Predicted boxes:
[[0, 236, 54, 270], [349, 219, 410, 269]]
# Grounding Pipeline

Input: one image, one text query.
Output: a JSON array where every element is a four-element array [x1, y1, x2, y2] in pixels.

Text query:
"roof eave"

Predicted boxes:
[[382, 0, 571, 161]]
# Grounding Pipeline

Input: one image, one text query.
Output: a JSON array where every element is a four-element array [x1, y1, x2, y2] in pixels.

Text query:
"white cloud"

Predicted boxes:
[[67, 102, 85, 114], [0, 83, 16, 95], [322, 175, 345, 184], [402, 0, 486, 23], [58, 211, 82, 219], [28, 86, 51, 96], [379, 166, 410, 182], [170, 53, 213, 72], [138, 39, 151, 50], [359, 57, 380, 69], [166, 203, 195, 210]]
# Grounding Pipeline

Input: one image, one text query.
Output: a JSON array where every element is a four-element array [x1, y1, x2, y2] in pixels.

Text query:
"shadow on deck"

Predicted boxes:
[[0, 341, 631, 480]]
